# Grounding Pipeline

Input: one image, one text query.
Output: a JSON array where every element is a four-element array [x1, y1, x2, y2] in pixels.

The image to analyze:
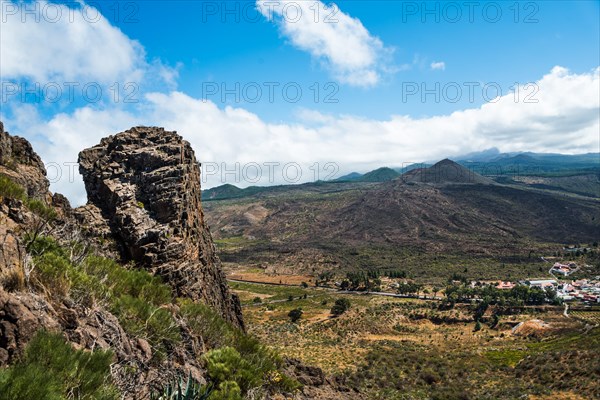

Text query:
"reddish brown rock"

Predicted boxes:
[[0, 288, 61, 365]]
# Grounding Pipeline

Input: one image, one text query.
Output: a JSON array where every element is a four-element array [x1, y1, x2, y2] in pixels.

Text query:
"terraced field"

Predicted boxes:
[[570, 310, 600, 324]]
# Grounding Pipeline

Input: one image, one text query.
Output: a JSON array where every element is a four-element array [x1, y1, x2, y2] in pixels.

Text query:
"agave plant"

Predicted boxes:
[[150, 372, 213, 400]]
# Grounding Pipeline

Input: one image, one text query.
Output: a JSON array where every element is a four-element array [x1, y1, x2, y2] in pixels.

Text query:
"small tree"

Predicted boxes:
[[330, 298, 351, 316], [301, 282, 308, 288], [288, 308, 303, 323], [490, 314, 499, 329], [25, 200, 57, 252], [473, 320, 482, 332]]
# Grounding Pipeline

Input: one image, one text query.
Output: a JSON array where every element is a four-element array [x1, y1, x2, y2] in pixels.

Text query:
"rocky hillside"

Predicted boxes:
[[206, 175, 598, 254], [401, 159, 494, 185], [204, 163, 599, 281], [0, 122, 352, 399]]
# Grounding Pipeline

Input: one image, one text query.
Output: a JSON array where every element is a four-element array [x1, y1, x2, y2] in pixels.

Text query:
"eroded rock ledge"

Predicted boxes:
[[76, 127, 243, 329]]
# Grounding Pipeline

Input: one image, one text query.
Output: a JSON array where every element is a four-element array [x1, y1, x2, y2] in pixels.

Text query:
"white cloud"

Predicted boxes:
[[0, 0, 177, 91], [146, 66, 600, 166], [3, 105, 139, 205], [7, 66, 597, 206], [430, 61, 446, 71], [0, 0, 144, 83], [256, 0, 392, 87]]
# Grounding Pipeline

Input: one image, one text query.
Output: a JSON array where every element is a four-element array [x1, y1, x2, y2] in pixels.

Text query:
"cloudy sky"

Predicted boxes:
[[0, 0, 599, 205]]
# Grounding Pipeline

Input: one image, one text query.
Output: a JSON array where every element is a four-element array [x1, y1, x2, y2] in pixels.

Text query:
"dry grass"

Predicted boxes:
[[228, 270, 314, 286], [231, 280, 596, 399]]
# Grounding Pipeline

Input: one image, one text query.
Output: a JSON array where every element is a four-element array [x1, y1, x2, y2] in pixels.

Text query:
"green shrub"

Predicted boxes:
[[22, 237, 300, 397], [209, 381, 242, 400], [180, 300, 236, 349], [25, 234, 65, 257], [111, 295, 180, 358], [202, 342, 299, 396], [27, 237, 180, 358], [0, 174, 26, 201], [82, 256, 172, 306], [204, 347, 261, 394], [331, 298, 351, 316], [288, 308, 303, 323], [0, 330, 118, 400], [181, 299, 299, 394], [26, 198, 57, 221], [31, 252, 73, 298]]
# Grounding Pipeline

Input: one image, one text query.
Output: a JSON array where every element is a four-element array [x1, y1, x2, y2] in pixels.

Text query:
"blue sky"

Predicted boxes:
[[109, 0, 600, 119], [0, 0, 599, 203]]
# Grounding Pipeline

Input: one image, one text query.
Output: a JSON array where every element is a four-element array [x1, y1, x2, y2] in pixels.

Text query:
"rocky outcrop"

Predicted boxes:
[[77, 127, 243, 329], [0, 289, 61, 365], [0, 212, 24, 291], [284, 358, 366, 400], [0, 123, 240, 397], [0, 122, 50, 201]]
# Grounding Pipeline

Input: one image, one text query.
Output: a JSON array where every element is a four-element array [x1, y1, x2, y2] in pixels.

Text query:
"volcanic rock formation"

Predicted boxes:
[[77, 127, 243, 329]]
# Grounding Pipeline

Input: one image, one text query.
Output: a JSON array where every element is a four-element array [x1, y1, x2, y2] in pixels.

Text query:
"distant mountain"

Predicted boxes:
[[203, 184, 243, 200], [357, 167, 400, 182], [456, 148, 600, 164], [394, 163, 432, 174], [402, 159, 494, 185], [335, 172, 362, 181], [202, 184, 272, 200], [458, 151, 599, 176], [500, 154, 538, 164], [456, 147, 502, 162], [204, 165, 600, 274], [202, 152, 599, 201]]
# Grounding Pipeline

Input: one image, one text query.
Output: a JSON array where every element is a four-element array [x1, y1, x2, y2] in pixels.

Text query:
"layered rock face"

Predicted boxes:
[[77, 127, 243, 329]]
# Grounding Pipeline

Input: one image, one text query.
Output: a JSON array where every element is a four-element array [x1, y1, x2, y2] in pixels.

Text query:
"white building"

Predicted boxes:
[[527, 279, 557, 288]]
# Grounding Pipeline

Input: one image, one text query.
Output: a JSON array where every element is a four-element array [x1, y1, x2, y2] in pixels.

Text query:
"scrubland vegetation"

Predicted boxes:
[[0, 235, 300, 399], [231, 281, 600, 400]]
